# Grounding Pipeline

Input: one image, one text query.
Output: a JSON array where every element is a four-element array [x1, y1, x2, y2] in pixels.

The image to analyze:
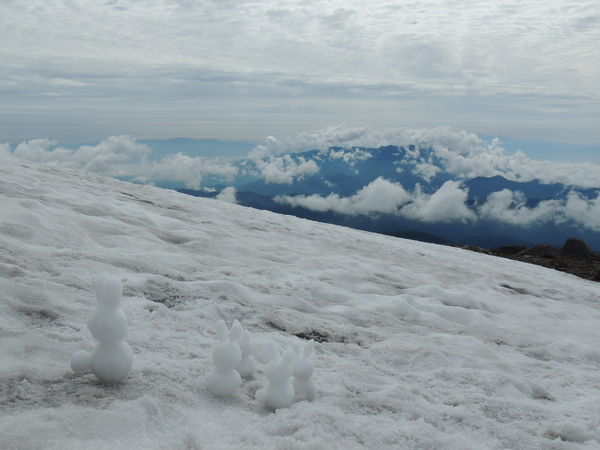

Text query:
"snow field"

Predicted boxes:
[[1, 153, 600, 449]]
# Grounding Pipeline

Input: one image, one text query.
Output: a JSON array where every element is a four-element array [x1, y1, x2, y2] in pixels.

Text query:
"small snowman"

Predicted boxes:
[[255, 341, 295, 410], [292, 339, 316, 402], [235, 328, 257, 378], [71, 273, 133, 383], [205, 319, 243, 396]]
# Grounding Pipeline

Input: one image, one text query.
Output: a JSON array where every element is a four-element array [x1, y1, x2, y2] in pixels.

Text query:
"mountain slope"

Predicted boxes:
[[1, 154, 600, 448]]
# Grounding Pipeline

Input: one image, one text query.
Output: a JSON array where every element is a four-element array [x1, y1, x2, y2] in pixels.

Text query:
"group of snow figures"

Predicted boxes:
[[205, 318, 316, 409], [71, 274, 316, 410]]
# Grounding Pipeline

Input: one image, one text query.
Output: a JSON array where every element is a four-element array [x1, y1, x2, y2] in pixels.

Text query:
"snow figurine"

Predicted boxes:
[[205, 319, 243, 396], [292, 339, 317, 402], [235, 328, 257, 378], [71, 273, 133, 383], [255, 341, 295, 410]]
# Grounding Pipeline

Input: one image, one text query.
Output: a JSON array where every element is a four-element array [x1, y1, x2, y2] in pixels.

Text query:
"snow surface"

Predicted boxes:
[[1, 153, 600, 449]]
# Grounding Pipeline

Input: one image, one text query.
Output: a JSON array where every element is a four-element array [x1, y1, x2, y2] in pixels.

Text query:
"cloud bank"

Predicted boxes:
[[276, 178, 476, 224], [2, 0, 598, 143], [277, 178, 600, 232], [4, 136, 238, 190], [254, 125, 600, 188]]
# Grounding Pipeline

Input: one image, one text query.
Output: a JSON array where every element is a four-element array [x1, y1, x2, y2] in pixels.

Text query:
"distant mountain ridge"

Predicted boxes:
[[175, 143, 600, 251]]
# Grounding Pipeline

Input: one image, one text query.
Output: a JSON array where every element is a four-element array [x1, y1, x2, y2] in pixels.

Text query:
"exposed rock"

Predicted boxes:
[[560, 237, 594, 261], [523, 245, 562, 260], [493, 245, 527, 255], [447, 242, 600, 282]]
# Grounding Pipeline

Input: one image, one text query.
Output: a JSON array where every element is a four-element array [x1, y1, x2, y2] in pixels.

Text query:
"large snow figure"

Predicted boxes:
[[205, 319, 243, 396], [71, 273, 133, 383], [292, 339, 316, 402], [255, 341, 295, 410]]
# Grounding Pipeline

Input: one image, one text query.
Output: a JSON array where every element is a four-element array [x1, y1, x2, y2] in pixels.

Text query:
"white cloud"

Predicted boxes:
[[413, 163, 441, 183], [7, 136, 238, 190], [563, 191, 600, 232], [328, 148, 373, 166], [476, 189, 600, 232], [477, 189, 562, 227], [215, 186, 237, 204], [0, 143, 13, 156], [2, 1, 598, 143], [277, 177, 475, 223], [400, 181, 476, 223], [251, 153, 320, 184], [253, 125, 600, 188], [13, 136, 150, 175], [276, 177, 411, 215]]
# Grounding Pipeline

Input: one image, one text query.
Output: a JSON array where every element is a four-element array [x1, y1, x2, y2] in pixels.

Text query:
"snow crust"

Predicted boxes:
[[1, 153, 600, 449]]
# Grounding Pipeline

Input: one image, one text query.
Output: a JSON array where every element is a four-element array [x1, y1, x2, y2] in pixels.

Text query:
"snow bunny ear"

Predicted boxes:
[[230, 319, 243, 342], [95, 273, 110, 306], [215, 320, 228, 343]]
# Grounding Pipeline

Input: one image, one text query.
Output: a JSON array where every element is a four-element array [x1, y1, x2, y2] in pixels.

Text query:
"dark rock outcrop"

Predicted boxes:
[[448, 237, 600, 282], [560, 237, 594, 261], [494, 245, 527, 255], [523, 245, 562, 260]]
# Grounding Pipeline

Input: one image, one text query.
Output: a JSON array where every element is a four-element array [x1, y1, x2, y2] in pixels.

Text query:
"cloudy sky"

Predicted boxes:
[[1, 0, 599, 147]]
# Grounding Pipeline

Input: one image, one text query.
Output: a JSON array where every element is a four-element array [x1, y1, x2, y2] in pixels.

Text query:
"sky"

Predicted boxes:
[[2, 152, 600, 448], [1, 0, 599, 150]]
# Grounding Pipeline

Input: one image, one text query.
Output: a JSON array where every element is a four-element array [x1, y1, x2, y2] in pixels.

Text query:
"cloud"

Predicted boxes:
[[413, 163, 442, 182], [2, 1, 598, 143], [477, 189, 562, 227], [215, 186, 237, 204], [0, 143, 12, 156], [253, 125, 600, 188], [276, 177, 411, 215], [329, 148, 372, 165], [251, 153, 320, 184], [276, 177, 474, 223], [400, 181, 476, 223], [12, 136, 150, 175], [6, 136, 238, 190], [134, 153, 238, 190], [477, 189, 600, 232]]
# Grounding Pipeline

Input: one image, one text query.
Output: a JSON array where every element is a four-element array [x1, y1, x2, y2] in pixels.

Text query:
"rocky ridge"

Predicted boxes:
[[447, 237, 600, 282]]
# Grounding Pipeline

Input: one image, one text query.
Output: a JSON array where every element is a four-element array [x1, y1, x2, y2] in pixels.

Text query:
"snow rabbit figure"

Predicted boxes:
[[71, 273, 133, 383], [292, 339, 316, 402], [235, 328, 257, 378], [205, 319, 243, 396], [255, 341, 295, 410]]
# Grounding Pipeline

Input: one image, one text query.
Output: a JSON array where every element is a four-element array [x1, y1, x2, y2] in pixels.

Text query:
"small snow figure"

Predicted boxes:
[[255, 341, 295, 410], [205, 319, 243, 396], [235, 329, 257, 378], [292, 339, 317, 402], [71, 273, 133, 383]]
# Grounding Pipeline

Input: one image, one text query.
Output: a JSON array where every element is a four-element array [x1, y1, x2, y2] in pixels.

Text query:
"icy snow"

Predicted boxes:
[[1, 153, 600, 449]]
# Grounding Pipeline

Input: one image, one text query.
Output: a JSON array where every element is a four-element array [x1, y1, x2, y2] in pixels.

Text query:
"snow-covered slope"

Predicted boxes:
[[1, 153, 599, 449]]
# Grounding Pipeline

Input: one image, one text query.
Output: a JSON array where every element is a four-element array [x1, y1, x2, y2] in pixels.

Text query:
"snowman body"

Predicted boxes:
[[235, 329, 257, 378], [205, 320, 243, 396], [71, 274, 133, 383], [255, 342, 295, 410], [292, 339, 316, 402]]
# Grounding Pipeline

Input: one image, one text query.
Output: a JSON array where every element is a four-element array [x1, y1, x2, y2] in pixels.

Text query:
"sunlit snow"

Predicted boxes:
[[1, 153, 599, 449]]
